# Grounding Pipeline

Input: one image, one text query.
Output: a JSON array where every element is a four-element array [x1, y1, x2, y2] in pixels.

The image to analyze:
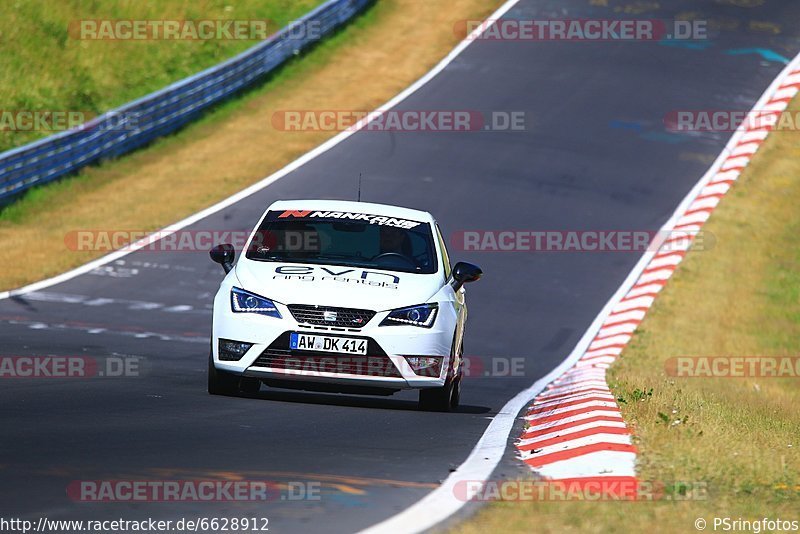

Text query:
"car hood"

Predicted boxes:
[[234, 260, 444, 311]]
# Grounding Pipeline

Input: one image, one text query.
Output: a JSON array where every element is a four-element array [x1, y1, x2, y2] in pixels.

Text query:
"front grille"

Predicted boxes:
[[250, 332, 402, 378], [287, 304, 376, 328]]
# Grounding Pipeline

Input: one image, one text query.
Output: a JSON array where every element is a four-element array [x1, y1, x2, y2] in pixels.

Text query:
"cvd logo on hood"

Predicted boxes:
[[273, 265, 400, 289]]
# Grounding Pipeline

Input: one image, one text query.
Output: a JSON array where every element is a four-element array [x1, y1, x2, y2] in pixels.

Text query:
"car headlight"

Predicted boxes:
[[230, 287, 282, 318], [379, 303, 438, 328]]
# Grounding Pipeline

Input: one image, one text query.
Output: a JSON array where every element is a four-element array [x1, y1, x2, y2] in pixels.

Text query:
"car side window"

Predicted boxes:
[[435, 223, 452, 279]]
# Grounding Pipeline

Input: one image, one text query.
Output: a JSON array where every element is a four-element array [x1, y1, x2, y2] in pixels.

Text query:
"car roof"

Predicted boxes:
[[266, 199, 435, 223]]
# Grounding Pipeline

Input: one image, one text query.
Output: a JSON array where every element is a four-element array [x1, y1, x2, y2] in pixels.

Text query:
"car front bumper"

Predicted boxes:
[[211, 287, 457, 390]]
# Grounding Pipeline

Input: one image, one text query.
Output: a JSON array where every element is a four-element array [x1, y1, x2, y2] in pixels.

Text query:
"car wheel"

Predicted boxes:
[[450, 370, 462, 409], [418, 341, 462, 412], [208, 351, 244, 396]]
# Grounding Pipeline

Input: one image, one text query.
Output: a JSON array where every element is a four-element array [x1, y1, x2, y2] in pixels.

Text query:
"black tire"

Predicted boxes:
[[418, 341, 463, 412], [208, 352, 260, 396], [418, 371, 461, 412], [450, 370, 462, 408]]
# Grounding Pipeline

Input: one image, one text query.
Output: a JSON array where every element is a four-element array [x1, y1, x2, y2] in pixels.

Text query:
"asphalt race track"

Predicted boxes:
[[3, 0, 800, 531]]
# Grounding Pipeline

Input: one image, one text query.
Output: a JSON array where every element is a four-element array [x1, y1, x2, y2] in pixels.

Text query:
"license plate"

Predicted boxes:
[[290, 333, 368, 355]]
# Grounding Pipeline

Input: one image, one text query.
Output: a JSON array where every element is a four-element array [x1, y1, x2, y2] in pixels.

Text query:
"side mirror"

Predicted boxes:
[[451, 261, 482, 291], [210, 243, 236, 274]]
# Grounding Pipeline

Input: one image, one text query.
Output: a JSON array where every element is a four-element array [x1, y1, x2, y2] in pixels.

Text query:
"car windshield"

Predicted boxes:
[[245, 210, 438, 274]]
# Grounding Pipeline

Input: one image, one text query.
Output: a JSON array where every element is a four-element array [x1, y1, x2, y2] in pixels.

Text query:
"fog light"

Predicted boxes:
[[219, 339, 253, 361], [403, 356, 443, 377]]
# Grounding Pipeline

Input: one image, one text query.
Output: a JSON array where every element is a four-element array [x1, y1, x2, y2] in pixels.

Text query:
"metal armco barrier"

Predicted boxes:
[[0, 0, 372, 201]]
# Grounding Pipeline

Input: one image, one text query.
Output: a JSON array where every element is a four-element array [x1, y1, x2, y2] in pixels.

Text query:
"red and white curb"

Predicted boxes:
[[515, 60, 800, 488]]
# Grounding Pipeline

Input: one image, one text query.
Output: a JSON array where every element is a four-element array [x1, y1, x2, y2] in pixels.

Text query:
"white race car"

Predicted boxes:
[[208, 200, 482, 411]]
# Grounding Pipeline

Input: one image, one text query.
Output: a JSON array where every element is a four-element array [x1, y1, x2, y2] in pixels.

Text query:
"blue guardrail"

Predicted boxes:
[[0, 0, 372, 201]]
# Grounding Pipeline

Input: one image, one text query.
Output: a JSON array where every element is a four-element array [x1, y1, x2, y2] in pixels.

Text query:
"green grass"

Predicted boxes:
[[0, 0, 322, 152]]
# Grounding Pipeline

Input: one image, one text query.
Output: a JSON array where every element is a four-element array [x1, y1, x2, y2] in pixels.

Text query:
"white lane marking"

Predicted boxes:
[[126, 260, 197, 272], [588, 334, 632, 349], [89, 265, 140, 278], [711, 170, 740, 183], [19, 291, 209, 314], [549, 374, 609, 387], [2, 318, 206, 344], [740, 130, 769, 143], [518, 433, 632, 460], [773, 86, 799, 100], [703, 184, 731, 195], [530, 400, 620, 418], [647, 254, 685, 269], [550, 375, 608, 387], [721, 156, 750, 170], [517, 420, 627, 447], [532, 393, 616, 410], [536, 386, 611, 402], [612, 296, 655, 312], [596, 322, 638, 337], [603, 309, 646, 324], [583, 346, 623, 358], [539, 381, 611, 396], [534, 451, 638, 479], [524, 409, 623, 429], [546, 381, 611, 393]]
